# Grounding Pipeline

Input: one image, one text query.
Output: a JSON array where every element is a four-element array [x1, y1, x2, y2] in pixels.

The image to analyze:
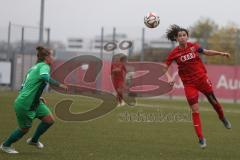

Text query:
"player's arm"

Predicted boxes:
[[40, 74, 59, 86], [40, 65, 68, 90], [40, 74, 68, 90], [161, 63, 174, 86], [199, 48, 231, 58]]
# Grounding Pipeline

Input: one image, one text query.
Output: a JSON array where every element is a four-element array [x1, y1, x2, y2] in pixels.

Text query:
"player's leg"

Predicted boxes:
[[0, 128, 30, 154], [114, 81, 124, 106], [2, 128, 29, 146], [1, 104, 34, 153], [190, 103, 206, 148], [27, 101, 54, 148], [184, 84, 206, 148], [116, 87, 125, 106], [204, 92, 231, 129], [199, 78, 231, 129]]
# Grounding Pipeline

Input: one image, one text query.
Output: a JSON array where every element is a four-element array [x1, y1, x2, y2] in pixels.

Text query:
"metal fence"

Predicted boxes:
[[0, 23, 50, 90], [0, 24, 240, 103]]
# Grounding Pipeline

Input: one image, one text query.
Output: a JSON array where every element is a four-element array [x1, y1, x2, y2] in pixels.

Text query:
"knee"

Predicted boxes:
[[190, 104, 199, 112], [117, 88, 123, 93], [20, 128, 30, 133], [49, 119, 55, 125], [41, 115, 55, 125], [187, 97, 198, 107], [45, 118, 55, 126], [205, 92, 218, 104]]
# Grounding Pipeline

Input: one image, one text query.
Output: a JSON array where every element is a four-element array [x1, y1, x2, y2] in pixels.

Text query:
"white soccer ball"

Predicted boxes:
[[144, 12, 160, 28]]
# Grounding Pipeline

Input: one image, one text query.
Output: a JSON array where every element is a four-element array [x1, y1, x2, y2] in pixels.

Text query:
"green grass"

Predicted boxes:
[[0, 91, 240, 160]]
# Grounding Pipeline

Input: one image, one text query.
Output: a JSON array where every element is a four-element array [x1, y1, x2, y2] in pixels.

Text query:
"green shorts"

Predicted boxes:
[[14, 101, 52, 129]]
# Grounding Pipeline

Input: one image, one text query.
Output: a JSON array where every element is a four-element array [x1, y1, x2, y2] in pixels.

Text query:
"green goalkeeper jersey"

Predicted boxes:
[[15, 62, 51, 111]]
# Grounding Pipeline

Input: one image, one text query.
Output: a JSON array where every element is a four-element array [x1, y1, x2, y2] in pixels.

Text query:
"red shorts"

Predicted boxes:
[[184, 76, 213, 105], [112, 79, 124, 90]]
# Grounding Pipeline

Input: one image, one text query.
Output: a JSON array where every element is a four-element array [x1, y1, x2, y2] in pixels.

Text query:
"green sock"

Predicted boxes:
[[31, 122, 53, 143], [3, 128, 26, 147]]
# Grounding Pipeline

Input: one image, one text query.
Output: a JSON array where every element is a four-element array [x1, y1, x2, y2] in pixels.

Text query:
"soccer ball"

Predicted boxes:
[[144, 12, 160, 28]]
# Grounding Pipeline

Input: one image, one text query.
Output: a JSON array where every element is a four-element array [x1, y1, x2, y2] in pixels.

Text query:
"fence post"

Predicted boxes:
[[233, 30, 240, 103], [21, 27, 25, 84], [39, 0, 45, 44], [100, 27, 104, 59], [141, 28, 145, 62], [7, 22, 11, 61], [46, 28, 50, 47], [112, 27, 116, 56]]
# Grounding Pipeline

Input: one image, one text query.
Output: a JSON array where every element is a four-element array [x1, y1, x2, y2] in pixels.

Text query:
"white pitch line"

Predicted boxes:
[[134, 103, 240, 114]]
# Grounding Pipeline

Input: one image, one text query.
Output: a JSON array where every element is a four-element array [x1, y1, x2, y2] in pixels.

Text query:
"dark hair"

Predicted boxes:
[[36, 46, 51, 62], [112, 53, 127, 63], [166, 24, 189, 42], [120, 54, 127, 62]]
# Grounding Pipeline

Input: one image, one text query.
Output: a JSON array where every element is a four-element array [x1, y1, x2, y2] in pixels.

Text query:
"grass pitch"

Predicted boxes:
[[0, 91, 239, 160]]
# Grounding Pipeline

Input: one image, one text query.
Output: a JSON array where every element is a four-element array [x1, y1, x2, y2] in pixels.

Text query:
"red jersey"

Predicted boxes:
[[111, 62, 126, 82], [165, 42, 207, 84]]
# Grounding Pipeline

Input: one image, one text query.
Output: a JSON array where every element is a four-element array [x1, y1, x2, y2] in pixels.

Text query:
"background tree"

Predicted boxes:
[[190, 18, 240, 65], [190, 18, 218, 47], [207, 23, 240, 65]]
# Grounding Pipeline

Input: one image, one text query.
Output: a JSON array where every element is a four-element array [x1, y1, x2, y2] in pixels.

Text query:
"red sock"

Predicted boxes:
[[192, 112, 203, 139], [116, 92, 123, 103], [212, 103, 224, 120]]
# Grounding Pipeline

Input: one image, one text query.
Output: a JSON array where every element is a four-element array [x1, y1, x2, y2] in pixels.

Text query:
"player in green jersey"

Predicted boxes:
[[0, 46, 67, 154]]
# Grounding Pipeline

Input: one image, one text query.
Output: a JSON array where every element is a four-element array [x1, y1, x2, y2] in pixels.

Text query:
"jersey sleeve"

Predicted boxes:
[[39, 64, 50, 76], [194, 43, 204, 53], [40, 74, 60, 86], [165, 52, 174, 66], [40, 64, 60, 86]]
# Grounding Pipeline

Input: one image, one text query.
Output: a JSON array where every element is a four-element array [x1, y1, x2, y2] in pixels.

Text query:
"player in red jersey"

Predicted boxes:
[[111, 54, 127, 106], [164, 25, 231, 148]]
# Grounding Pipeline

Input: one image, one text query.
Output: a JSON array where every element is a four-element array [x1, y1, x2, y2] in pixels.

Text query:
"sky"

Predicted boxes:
[[0, 0, 239, 42]]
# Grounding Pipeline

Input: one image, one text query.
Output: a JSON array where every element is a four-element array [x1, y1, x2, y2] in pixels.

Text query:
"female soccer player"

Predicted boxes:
[[0, 46, 67, 154], [164, 25, 231, 148], [111, 54, 127, 106]]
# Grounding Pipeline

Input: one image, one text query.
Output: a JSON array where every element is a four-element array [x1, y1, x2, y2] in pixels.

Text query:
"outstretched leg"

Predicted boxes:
[[1, 128, 29, 154], [204, 92, 231, 129]]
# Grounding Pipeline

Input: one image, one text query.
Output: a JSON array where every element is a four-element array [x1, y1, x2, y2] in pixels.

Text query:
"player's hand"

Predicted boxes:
[[40, 97, 47, 104], [60, 84, 68, 91], [222, 52, 231, 59]]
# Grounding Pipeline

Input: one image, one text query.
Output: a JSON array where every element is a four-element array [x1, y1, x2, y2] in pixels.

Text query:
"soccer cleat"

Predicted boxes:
[[120, 101, 126, 106], [117, 103, 121, 107], [26, 138, 44, 149], [0, 144, 19, 154], [221, 117, 232, 129], [199, 138, 207, 149]]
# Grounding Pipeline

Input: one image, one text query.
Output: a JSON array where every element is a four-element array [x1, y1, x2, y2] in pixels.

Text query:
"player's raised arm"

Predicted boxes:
[[201, 49, 231, 58]]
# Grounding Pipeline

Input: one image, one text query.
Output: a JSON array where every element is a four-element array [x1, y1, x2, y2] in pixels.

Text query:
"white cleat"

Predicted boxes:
[[120, 101, 126, 106], [199, 138, 207, 149], [0, 144, 19, 154], [26, 138, 44, 149], [117, 103, 121, 107]]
